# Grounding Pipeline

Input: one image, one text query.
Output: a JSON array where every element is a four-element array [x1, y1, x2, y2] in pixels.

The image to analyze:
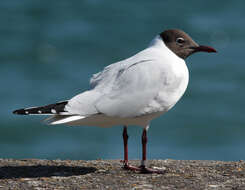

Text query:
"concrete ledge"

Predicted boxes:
[[0, 159, 245, 189]]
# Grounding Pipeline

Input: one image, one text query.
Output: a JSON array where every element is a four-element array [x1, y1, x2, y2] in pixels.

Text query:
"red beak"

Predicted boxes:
[[192, 45, 217, 53]]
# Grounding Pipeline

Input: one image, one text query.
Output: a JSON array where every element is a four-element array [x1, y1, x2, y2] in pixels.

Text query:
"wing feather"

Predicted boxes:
[[66, 43, 180, 118], [95, 60, 170, 117]]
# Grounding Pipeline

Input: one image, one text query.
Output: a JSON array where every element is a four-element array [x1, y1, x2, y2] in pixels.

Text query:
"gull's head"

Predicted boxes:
[[160, 29, 217, 60]]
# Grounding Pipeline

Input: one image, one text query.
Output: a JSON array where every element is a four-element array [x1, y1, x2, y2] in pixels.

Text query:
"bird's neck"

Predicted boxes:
[[148, 35, 165, 48], [148, 35, 184, 62]]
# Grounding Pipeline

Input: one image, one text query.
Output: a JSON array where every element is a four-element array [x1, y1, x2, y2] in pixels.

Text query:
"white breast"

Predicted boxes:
[[142, 36, 189, 114]]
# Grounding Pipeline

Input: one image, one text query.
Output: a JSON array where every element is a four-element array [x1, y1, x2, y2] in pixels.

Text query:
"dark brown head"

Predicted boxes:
[[160, 29, 216, 59]]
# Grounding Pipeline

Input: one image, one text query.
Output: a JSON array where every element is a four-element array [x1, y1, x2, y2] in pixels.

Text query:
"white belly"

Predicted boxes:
[[64, 111, 164, 128], [143, 59, 189, 115]]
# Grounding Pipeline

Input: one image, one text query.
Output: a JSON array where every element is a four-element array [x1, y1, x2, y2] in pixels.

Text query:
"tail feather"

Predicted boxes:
[[13, 101, 69, 115], [13, 101, 89, 126], [45, 115, 86, 125]]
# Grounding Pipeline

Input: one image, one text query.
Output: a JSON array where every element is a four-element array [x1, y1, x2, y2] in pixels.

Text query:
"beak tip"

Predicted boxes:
[[209, 48, 217, 53], [196, 45, 217, 53]]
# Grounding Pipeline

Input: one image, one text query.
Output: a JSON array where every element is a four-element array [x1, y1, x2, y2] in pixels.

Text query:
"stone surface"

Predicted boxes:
[[0, 159, 245, 189]]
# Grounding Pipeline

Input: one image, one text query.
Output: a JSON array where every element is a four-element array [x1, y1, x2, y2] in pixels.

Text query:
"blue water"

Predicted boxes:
[[1, 1, 245, 161]]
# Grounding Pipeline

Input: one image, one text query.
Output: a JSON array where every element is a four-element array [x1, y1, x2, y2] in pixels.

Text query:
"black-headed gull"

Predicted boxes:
[[13, 29, 216, 173]]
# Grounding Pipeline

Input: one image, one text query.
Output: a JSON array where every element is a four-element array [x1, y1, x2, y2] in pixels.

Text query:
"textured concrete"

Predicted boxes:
[[0, 159, 245, 189]]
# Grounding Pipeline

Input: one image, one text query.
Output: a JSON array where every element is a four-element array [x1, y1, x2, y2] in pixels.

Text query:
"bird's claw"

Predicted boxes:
[[122, 163, 165, 174]]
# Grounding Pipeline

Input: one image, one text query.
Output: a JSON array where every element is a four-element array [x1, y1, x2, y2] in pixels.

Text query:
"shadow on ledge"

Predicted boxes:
[[0, 165, 97, 179]]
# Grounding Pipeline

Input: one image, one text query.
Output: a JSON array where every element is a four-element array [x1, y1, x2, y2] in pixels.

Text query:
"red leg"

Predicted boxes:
[[122, 126, 165, 174], [141, 128, 147, 166], [139, 128, 165, 174], [123, 126, 129, 166], [122, 126, 142, 171]]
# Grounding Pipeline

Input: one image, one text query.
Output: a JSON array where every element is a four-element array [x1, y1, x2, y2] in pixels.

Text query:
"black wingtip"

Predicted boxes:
[[13, 109, 27, 115], [13, 101, 68, 115]]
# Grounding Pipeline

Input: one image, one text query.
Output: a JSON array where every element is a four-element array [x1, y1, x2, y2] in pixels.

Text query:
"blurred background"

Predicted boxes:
[[1, 0, 244, 161]]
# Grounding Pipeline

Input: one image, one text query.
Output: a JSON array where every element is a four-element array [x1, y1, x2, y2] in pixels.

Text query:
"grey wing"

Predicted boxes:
[[94, 60, 168, 117], [67, 47, 172, 117]]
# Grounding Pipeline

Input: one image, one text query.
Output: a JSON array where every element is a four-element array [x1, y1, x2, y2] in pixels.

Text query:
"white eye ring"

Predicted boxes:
[[176, 37, 185, 44]]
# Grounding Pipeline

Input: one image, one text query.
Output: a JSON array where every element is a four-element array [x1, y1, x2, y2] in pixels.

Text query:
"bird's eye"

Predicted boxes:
[[176, 37, 185, 44]]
